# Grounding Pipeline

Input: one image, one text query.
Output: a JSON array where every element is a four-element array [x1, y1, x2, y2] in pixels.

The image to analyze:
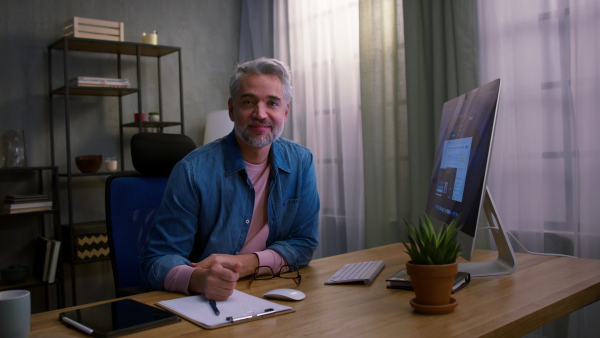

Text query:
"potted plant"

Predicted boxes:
[[148, 112, 160, 122], [402, 214, 462, 314]]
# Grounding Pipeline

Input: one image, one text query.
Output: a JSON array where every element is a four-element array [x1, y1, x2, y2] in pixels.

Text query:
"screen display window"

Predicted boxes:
[[426, 80, 500, 238]]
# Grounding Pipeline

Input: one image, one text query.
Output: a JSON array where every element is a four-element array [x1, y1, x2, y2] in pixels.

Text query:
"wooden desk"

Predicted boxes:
[[30, 243, 600, 337]]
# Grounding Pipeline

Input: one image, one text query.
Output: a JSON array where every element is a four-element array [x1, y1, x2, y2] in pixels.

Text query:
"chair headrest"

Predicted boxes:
[[131, 133, 197, 176]]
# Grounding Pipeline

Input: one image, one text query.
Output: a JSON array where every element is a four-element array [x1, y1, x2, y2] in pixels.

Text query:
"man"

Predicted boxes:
[[141, 57, 320, 301]]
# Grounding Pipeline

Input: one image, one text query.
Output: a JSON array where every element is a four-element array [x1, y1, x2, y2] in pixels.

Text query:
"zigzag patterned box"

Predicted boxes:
[[61, 222, 110, 263]]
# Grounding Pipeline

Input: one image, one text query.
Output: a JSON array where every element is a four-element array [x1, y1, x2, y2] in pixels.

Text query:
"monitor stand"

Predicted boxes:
[[458, 187, 517, 277]]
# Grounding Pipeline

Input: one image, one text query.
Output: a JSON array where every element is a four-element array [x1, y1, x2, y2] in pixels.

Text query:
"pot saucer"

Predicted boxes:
[[410, 297, 458, 315]]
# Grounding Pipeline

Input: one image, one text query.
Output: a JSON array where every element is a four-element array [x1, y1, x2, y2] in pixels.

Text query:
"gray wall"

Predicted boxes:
[[0, 0, 241, 311]]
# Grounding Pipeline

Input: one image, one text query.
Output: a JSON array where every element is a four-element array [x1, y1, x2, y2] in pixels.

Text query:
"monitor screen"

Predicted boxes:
[[425, 78, 501, 261]]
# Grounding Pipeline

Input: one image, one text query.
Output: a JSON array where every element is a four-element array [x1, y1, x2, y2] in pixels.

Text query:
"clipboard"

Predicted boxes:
[[156, 290, 294, 329]]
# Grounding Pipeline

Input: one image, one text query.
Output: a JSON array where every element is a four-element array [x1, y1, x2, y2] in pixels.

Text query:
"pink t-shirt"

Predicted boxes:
[[163, 160, 287, 294]]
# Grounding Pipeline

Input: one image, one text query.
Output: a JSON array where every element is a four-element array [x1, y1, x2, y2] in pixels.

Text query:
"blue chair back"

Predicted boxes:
[[105, 175, 168, 295], [105, 133, 196, 296]]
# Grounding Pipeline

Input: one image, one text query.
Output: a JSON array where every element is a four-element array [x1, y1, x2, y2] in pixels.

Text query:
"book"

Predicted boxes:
[[4, 194, 50, 203], [69, 76, 130, 87], [386, 268, 471, 293], [72, 83, 131, 88], [43, 241, 53, 282], [34, 237, 52, 281], [47, 240, 61, 283], [71, 76, 129, 83], [33, 237, 61, 282], [156, 290, 294, 329], [3, 200, 52, 210], [1, 206, 53, 214]]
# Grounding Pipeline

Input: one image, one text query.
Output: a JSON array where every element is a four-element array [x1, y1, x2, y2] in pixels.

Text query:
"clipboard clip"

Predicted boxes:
[[226, 308, 275, 323]]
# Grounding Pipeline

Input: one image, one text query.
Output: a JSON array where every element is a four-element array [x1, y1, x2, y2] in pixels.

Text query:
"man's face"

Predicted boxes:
[[228, 74, 289, 148]]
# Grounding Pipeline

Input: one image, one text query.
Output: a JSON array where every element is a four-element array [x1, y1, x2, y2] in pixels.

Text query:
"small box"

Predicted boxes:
[[61, 222, 110, 262], [64, 17, 124, 42]]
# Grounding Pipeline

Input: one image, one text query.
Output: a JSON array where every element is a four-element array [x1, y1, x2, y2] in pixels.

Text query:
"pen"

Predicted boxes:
[[226, 308, 275, 323], [209, 299, 220, 316]]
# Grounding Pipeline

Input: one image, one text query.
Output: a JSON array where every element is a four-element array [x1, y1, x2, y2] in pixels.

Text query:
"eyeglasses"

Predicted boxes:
[[249, 265, 301, 287]]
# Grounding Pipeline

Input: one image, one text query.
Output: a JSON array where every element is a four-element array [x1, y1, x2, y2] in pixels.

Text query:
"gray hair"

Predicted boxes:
[[229, 57, 292, 104]]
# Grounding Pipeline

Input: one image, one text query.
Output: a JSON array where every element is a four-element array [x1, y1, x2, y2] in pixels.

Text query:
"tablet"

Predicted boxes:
[[59, 299, 180, 337]]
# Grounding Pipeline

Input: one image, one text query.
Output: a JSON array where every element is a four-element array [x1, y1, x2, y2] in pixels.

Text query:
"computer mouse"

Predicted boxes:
[[263, 288, 306, 301]]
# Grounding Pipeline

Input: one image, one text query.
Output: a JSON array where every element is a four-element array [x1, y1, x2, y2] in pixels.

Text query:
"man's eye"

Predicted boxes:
[[267, 101, 279, 107], [242, 100, 255, 106]]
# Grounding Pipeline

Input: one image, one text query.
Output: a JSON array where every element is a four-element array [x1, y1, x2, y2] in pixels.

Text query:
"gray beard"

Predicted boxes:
[[235, 120, 283, 148]]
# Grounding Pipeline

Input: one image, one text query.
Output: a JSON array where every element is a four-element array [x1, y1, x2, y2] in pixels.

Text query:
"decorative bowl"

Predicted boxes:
[[75, 155, 103, 173], [1, 265, 29, 284]]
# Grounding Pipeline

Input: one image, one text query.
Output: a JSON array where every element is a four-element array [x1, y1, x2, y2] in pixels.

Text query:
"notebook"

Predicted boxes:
[[156, 290, 294, 329], [386, 268, 471, 293]]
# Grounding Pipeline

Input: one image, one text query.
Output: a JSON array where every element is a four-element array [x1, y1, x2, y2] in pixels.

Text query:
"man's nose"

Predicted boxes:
[[252, 102, 269, 119]]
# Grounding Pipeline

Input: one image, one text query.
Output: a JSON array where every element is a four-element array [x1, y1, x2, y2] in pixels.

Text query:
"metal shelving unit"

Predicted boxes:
[[0, 166, 64, 310], [47, 37, 184, 305]]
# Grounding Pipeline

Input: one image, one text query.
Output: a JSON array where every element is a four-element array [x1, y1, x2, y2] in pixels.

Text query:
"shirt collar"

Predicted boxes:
[[222, 131, 291, 175]]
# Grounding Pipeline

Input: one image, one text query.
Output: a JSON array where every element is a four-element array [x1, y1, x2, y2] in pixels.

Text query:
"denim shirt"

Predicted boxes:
[[141, 132, 320, 289]]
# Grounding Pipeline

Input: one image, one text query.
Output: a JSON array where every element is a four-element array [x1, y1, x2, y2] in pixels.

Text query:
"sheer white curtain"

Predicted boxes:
[[478, 1, 600, 336], [274, 0, 364, 258]]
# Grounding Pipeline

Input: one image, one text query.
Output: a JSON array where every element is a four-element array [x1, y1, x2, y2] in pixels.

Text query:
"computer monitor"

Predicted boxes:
[[425, 78, 517, 277]]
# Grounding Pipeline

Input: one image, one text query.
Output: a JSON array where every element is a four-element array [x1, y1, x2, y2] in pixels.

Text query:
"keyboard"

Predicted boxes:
[[324, 260, 385, 285]]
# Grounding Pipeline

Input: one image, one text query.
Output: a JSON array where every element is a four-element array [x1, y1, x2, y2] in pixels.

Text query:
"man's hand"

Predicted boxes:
[[193, 253, 259, 278], [188, 261, 242, 301]]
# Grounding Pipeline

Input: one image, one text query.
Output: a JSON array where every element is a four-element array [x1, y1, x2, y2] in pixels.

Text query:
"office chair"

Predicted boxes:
[[105, 133, 196, 297]]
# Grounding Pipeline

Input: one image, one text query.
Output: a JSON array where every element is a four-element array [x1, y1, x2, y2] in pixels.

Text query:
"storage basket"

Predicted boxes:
[[64, 17, 124, 42], [61, 222, 110, 262]]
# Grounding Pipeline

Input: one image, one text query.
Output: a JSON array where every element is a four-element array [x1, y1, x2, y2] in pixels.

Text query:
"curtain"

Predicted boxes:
[[274, 0, 364, 257], [359, 0, 411, 247], [478, 1, 600, 337], [403, 0, 479, 222], [238, 0, 274, 62], [360, 0, 479, 248]]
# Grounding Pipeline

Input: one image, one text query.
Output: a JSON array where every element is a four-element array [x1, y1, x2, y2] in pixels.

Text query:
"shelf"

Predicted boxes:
[[48, 37, 180, 57], [0, 209, 56, 217], [0, 165, 63, 308], [0, 276, 59, 291], [67, 256, 111, 265], [122, 122, 182, 128], [51, 86, 138, 96], [48, 35, 184, 305], [0, 166, 56, 173], [58, 170, 137, 177]]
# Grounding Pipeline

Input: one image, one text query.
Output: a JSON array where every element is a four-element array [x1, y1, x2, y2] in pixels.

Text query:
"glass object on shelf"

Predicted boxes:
[[105, 157, 118, 172], [2, 130, 27, 168], [142, 30, 158, 45]]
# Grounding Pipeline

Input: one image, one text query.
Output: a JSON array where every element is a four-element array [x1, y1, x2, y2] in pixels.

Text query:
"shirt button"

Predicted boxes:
[[245, 219, 250, 224]]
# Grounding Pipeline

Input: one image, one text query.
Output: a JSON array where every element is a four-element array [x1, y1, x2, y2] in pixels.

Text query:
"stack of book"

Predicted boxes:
[[2, 194, 53, 214], [386, 268, 471, 293], [34, 237, 62, 283], [69, 76, 130, 88]]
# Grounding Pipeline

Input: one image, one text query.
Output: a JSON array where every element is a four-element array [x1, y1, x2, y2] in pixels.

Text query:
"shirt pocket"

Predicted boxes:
[[278, 199, 300, 235]]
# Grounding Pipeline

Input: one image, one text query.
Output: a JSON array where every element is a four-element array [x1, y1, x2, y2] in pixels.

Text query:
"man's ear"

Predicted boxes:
[[228, 98, 234, 121], [284, 103, 290, 121]]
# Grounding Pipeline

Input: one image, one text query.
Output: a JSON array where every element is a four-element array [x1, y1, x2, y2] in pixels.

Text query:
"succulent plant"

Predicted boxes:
[[402, 214, 462, 265]]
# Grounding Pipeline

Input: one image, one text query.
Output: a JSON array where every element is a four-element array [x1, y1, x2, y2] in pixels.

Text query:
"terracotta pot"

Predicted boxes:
[[406, 261, 458, 306]]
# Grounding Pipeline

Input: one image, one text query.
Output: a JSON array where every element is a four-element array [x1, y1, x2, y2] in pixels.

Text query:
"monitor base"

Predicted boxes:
[[459, 187, 517, 277]]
